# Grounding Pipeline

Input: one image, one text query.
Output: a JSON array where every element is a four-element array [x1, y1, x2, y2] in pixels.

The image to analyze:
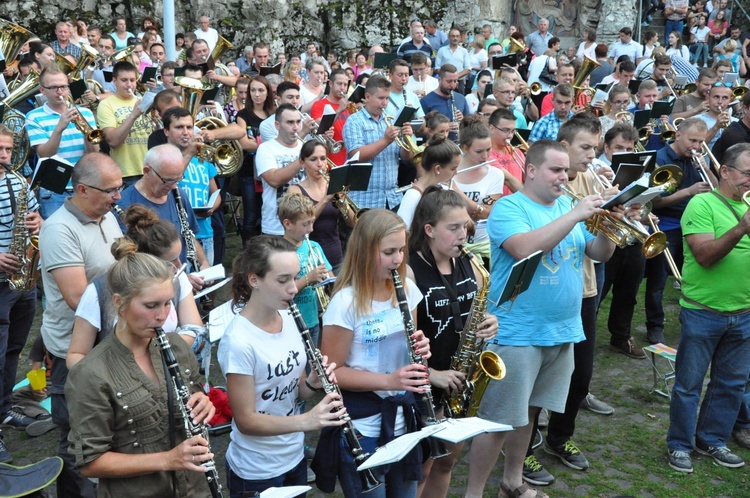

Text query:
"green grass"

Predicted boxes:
[[6, 225, 750, 496]]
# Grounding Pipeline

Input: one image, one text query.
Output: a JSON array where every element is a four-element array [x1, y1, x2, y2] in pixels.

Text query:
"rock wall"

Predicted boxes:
[[3, 0, 635, 58]]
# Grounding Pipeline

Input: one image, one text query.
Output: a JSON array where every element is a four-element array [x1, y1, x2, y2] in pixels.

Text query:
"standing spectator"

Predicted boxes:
[[640, 30, 660, 61], [576, 28, 598, 60], [424, 19, 448, 49], [193, 16, 219, 52], [666, 143, 750, 474], [526, 18, 554, 57], [588, 44, 615, 87], [235, 46, 254, 75], [397, 24, 434, 66], [609, 27, 643, 65], [664, 0, 690, 46], [50, 22, 82, 61], [110, 17, 134, 51], [136, 16, 161, 42], [435, 29, 472, 94], [482, 24, 501, 50], [708, 0, 732, 22]]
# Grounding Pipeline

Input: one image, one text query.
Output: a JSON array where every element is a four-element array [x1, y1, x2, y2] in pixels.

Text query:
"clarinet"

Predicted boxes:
[[391, 270, 451, 459], [287, 302, 382, 493], [449, 91, 459, 143], [173, 189, 199, 270], [154, 327, 224, 498], [111, 204, 125, 220]]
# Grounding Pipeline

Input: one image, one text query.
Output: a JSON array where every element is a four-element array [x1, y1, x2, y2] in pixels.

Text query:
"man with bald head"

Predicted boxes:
[[40, 152, 124, 498]]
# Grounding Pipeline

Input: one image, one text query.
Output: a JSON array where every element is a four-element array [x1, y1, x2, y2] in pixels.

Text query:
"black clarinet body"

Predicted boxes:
[[154, 327, 224, 498], [391, 270, 451, 459], [172, 189, 199, 271], [287, 302, 382, 493]]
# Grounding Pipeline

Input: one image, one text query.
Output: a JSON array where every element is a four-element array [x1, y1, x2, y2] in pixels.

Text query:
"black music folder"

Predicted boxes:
[[491, 250, 542, 310], [651, 99, 675, 117], [327, 163, 373, 195], [31, 156, 74, 194], [260, 63, 282, 76], [491, 53, 518, 70], [511, 128, 530, 147], [69, 79, 87, 101], [373, 53, 397, 69], [348, 85, 366, 104]]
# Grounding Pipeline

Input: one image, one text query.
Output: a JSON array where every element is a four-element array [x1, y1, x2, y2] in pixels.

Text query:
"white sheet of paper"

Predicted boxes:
[[259, 486, 312, 498], [207, 299, 237, 343], [356, 424, 444, 471], [431, 417, 512, 444], [194, 276, 232, 300], [194, 189, 222, 210], [193, 264, 225, 282]]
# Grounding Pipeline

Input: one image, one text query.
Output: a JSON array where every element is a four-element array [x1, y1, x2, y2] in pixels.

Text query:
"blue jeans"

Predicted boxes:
[[338, 433, 417, 498], [0, 282, 35, 414], [198, 238, 214, 269], [38, 188, 71, 219], [227, 457, 307, 498], [667, 308, 750, 452], [664, 20, 684, 45], [240, 176, 261, 243], [645, 228, 682, 333], [691, 43, 709, 66]]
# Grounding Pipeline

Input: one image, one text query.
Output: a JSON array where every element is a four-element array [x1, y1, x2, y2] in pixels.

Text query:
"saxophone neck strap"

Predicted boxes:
[[4, 174, 16, 216]]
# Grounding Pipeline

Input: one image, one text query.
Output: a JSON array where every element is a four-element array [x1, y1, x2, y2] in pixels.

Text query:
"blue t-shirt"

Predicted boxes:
[[487, 192, 592, 347], [420, 91, 470, 142], [117, 186, 200, 264], [294, 239, 333, 327], [179, 158, 218, 240]]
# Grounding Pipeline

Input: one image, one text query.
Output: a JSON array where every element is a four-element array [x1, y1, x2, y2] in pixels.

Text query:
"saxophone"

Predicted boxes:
[[444, 247, 506, 418], [287, 301, 382, 493], [391, 269, 451, 459], [173, 189, 199, 270], [154, 327, 224, 498], [6, 169, 39, 292]]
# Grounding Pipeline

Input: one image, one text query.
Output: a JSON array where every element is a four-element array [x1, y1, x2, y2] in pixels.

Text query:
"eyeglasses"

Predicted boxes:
[[43, 85, 69, 92], [151, 168, 183, 186], [727, 165, 750, 177], [491, 125, 515, 135], [714, 82, 733, 87], [82, 184, 124, 196]]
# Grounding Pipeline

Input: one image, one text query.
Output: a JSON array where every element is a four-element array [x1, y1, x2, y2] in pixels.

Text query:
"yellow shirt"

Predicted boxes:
[[96, 95, 153, 177]]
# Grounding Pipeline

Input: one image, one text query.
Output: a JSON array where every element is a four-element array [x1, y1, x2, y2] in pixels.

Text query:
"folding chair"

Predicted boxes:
[[225, 193, 242, 236], [643, 343, 678, 399]]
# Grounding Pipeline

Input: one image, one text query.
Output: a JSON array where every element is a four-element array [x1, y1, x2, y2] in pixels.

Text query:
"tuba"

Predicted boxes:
[[176, 76, 215, 118], [5, 167, 39, 292], [445, 247, 506, 418], [572, 56, 600, 104], [1, 70, 40, 171], [194, 116, 243, 177], [0, 19, 36, 65]]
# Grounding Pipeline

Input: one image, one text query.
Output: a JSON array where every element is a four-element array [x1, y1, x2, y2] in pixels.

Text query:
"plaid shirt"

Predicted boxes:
[[529, 111, 573, 142], [50, 40, 81, 60], [342, 108, 403, 209]]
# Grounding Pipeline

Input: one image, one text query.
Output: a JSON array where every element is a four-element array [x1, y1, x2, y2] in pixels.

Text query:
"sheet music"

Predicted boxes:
[[193, 264, 225, 282], [357, 424, 444, 471], [431, 417, 512, 444], [259, 486, 312, 498], [194, 276, 232, 300], [207, 299, 237, 343]]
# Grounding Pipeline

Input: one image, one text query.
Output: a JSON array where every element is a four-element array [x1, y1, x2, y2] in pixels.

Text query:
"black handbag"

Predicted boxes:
[[538, 56, 557, 85]]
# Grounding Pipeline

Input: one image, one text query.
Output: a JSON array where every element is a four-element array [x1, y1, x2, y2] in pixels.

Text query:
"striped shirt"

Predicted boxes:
[[0, 172, 40, 281], [342, 109, 403, 209], [26, 103, 96, 166]]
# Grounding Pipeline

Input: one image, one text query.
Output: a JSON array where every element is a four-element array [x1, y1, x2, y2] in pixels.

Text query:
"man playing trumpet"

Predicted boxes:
[[695, 82, 734, 149]]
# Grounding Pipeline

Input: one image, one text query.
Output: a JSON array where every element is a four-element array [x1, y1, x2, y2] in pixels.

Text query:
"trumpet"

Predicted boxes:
[[294, 133, 338, 173], [559, 183, 667, 258], [304, 234, 331, 313], [60, 96, 103, 144], [300, 110, 344, 154], [383, 112, 426, 165]]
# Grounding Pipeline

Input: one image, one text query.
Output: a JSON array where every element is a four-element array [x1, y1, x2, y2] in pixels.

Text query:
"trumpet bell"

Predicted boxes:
[[660, 130, 676, 142], [682, 83, 697, 95], [529, 82, 542, 96], [733, 86, 748, 99], [176, 76, 215, 118]]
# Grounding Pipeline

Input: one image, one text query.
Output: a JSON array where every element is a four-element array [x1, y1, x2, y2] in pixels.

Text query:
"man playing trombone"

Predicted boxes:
[[667, 142, 750, 473], [646, 118, 716, 344], [487, 108, 525, 195]]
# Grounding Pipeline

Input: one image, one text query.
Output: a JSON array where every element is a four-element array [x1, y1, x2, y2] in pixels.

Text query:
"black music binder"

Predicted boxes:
[[326, 163, 373, 195], [491, 250, 542, 311], [31, 157, 74, 194]]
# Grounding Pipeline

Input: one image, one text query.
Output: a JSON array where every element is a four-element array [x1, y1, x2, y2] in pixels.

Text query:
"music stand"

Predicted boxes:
[[491, 250, 542, 311]]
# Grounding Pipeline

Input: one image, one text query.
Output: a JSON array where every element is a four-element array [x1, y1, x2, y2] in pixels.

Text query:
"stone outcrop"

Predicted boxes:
[[3, 0, 636, 58]]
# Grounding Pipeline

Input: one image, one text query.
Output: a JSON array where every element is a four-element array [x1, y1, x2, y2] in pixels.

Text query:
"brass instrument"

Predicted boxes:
[[743, 190, 750, 206], [680, 82, 697, 96], [207, 36, 234, 103], [650, 164, 684, 194], [61, 96, 103, 144], [733, 86, 748, 100], [0, 19, 35, 64], [508, 37, 526, 54], [663, 70, 677, 99], [615, 111, 634, 124], [647, 215, 681, 283], [524, 82, 543, 97], [112, 45, 135, 64], [299, 109, 344, 154], [718, 105, 730, 129], [194, 116, 243, 177], [445, 247, 506, 418], [391, 269, 451, 460], [559, 183, 667, 257], [572, 56, 600, 103], [332, 186, 367, 220], [690, 147, 715, 189], [304, 234, 331, 313], [5, 167, 39, 292], [513, 130, 530, 152], [505, 139, 526, 173], [294, 133, 338, 175], [660, 117, 678, 142], [0, 70, 39, 171], [286, 301, 382, 492], [154, 327, 224, 498], [208, 36, 233, 68], [176, 76, 215, 118], [383, 112, 426, 165]]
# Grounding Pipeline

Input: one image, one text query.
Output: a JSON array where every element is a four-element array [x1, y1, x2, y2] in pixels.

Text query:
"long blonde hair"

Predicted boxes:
[[333, 209, 408, 317]]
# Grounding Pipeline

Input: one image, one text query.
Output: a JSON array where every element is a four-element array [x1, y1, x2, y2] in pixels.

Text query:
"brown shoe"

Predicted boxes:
[[733, 428, 750, 450], [610, 337, 646, 359]]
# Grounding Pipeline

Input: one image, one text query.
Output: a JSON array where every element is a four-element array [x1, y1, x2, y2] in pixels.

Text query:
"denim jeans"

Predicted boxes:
[[240, 176, 261, 243], [38, 188, 71, 219], [227, 457, 307, 498], [601, 244, 647, 345], [664, 20, 685, 45], [198, 238, 214, 269], [667, 308, 750, 452], [547, 296, 597, 448], [645, 228, 682, 332], [691, 43, 709, 66], [0, 282, 35, 414], [339, 433, 417, 498]]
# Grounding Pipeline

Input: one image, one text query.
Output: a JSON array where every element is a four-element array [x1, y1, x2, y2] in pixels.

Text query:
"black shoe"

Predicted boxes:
[[0, 409, 34, 430], [522, 455, 555, 486], [695, 443, 745, 468], [647, 328, 665, 345], [543, 440, 590, 471]]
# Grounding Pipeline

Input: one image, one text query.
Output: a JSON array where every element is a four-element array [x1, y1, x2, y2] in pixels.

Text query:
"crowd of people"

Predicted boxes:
[[0, 8, 749, 498]]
